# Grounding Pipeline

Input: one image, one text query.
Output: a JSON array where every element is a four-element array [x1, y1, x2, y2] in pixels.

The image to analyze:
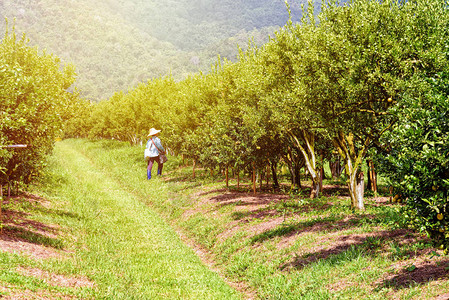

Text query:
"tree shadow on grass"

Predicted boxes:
[[321, 184, 351, 197], [280, 229, 431, 271], [210, 191, 288, 207], [3, 193, 80, 221], [208, 188, 335, 212], [374, 259, 449, 291], [13, 193, 80, 220], [249, 214, 373, 244], [164, 174, 219, 191], [1, 195, 67, 250], [165, 174, 199, 183], [202, 184, 351, 214], [1, 226, 64, 249], [208, 191, 291, 221]]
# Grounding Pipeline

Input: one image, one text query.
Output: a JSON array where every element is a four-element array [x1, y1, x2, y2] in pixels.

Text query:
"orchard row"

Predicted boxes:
[[1, 25, 83, 193], [2, 0, 448, 249]]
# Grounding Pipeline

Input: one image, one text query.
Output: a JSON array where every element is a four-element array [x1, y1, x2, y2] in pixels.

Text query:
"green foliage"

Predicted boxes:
[[0, 25, 78, 186], [378, 73, 449, 251]]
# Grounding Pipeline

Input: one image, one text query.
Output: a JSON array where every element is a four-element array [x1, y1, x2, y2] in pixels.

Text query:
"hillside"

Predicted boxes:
[[0, 0, 309, 100]]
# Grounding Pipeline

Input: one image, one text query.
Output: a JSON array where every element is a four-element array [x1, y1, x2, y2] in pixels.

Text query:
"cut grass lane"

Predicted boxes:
[[47, 141, 241, 299]]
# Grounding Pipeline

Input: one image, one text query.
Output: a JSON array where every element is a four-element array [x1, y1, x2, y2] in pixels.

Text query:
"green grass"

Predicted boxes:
[[4, 138, 449, 299], [0, 240, 95, 299], [0, 139, 240, 299]]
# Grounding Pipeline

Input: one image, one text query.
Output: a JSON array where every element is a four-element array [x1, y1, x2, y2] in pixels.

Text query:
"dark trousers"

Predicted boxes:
[[147, 156, 163, 178]]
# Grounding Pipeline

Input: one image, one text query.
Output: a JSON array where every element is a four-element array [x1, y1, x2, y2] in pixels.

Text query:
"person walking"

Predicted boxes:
[[145, 128, 166, 179]]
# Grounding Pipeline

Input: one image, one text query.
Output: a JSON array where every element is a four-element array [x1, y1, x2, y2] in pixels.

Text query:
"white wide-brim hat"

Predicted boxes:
[[147, 128, 161, 137]]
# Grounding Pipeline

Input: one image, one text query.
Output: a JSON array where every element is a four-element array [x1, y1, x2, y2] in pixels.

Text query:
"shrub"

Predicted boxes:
[[378, 74, 449, 252]]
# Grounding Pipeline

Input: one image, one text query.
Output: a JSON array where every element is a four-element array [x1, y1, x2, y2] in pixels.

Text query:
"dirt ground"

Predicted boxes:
[[1, 186, 449, 299], [179, 182, 449, 299]]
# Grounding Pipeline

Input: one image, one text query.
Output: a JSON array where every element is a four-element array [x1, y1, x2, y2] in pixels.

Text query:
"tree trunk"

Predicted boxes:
[[192, 159, 196, 179], [252, 163, 256, 195], [288, 130, 319, 198], [266, 164, 270, 187], [310, 180, 320, 198], [285, 156, 302, 191], [307, 175, 319, 198], [333, 131, 370, 210], [330, 156, 343, 180], [368, 160, 377, 195], [237, 167, 240, 188], [295, 164, 301, 190], [270, 160, 279, 189], [225, 166, 229, 189], [347, 167, 365, 210], [319, 150, 324, 193], [356, 172, 364, 209], [283, 147, 300, 191], [0, 185, 2, 234], [367, 160, 372, 191]]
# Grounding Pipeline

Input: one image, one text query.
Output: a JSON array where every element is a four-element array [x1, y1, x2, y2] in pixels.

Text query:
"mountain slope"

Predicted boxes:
[[0, 0, 308, 100], [104, 0, 304, 51]]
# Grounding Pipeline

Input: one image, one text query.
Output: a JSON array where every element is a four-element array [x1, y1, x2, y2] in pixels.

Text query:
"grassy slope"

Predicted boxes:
[[0, 139, 240, 299], [65, 139, 448, 299], [2, 138, 449, 299]]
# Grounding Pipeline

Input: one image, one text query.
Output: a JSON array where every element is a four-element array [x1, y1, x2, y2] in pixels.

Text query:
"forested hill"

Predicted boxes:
[[0, 0, 309, 101]]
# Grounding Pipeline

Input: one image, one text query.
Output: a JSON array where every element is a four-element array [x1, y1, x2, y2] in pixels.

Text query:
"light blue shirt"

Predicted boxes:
[[146, 137, 165, 157]]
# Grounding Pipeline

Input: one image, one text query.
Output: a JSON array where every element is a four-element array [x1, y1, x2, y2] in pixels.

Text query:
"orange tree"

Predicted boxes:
[[85, 76, 177, 144], [255, 17, 326, 197], [292, 0, 400, 209], [203, 38, 320, 193], [195, 58, 263, 179], [61, 94, 93, 139], [0, 25, 77, 186], [281, 0, 449, 209], [204, 47, 304, 190], [378, 73, 449, 251], [163, 72, 223, 165], [219, 52, 275, 186]]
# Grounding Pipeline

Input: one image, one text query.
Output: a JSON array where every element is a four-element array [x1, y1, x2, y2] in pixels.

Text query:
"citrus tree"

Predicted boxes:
[[280, 0, 448, 209], [379, 73, 449, 251], [1, 24, 77, 187], [257, 21, 326, 197]]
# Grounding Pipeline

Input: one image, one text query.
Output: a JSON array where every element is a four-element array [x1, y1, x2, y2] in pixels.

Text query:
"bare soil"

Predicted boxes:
[[2, 185, 449, 299], [179, 182, 449, 299]]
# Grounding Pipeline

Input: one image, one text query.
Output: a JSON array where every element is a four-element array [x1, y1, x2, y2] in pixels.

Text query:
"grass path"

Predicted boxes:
[[5, 139, 447, 299], [40, 140, 241, 299]]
